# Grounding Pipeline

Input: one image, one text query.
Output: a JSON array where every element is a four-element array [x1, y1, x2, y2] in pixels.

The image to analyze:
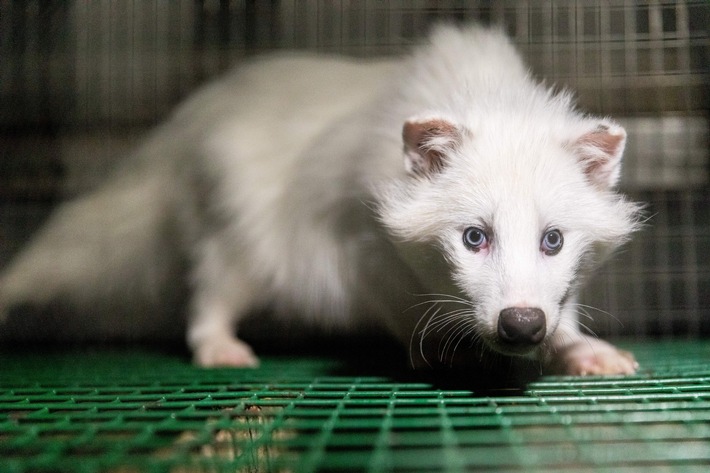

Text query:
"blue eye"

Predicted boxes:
[[541, 229, 563, 255], [463, 227, 488, 251]]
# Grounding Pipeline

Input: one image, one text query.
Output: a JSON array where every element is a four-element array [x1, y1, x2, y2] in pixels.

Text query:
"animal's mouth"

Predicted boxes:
[[488, 339, 543, 357]]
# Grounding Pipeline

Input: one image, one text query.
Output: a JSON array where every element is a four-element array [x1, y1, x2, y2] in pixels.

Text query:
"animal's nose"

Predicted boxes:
[[498, 307, 546, 346]]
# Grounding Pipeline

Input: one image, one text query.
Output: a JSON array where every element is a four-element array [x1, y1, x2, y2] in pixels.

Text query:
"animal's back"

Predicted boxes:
[[0, 53, 401, 339]]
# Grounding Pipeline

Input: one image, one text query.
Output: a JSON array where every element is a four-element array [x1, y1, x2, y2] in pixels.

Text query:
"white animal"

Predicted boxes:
[[0, 24, 641, 375]]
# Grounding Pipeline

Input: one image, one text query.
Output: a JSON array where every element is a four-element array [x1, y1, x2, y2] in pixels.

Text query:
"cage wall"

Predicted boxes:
[[1, 0, 708, 339]]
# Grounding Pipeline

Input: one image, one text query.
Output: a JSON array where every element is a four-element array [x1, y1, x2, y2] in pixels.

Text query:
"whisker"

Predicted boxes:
[[427, 309, 474, 331], [450, 325, 477, 363], [409, 302, 438, 367], [417, 304, 443, 368], [574, 305, 594, 322], [573, 318, 600, 339], [573, 303, 625, 328], [439, 318, 472, 361], [406, 293, 477, 368], [411, 292, 472, 305], [564, 322, 598, 355], [406, 296, 473, 312], [558, 319, 588, 341]]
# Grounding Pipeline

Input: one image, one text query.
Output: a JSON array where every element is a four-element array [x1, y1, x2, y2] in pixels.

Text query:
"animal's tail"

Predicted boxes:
[[0, 172, 175, 325]]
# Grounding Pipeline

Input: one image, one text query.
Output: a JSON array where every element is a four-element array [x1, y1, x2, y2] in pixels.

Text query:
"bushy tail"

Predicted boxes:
[[0, 173, 175, 325]]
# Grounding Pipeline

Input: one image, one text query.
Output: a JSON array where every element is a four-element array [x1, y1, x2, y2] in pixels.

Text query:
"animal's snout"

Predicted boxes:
[[498, 307, 546, 346]]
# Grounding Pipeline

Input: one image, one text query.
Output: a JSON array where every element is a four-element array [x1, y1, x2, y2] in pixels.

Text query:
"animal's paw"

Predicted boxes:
[[550, 339, 638, 376], [193, 337, 259, 368]]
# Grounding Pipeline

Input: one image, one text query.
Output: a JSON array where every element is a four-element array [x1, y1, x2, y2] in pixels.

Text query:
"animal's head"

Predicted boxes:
[[377, 108, 642, 358]]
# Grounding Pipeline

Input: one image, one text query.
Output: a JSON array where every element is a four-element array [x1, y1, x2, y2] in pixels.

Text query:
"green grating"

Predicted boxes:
[[1, 341, 710, 472]]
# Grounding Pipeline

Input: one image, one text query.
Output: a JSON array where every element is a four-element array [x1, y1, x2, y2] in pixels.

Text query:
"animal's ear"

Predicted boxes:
[[402, 116, 462, 177], [570, 121, 627, 189]]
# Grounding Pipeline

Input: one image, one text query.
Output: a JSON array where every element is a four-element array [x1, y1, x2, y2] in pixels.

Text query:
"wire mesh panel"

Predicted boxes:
[[2, 2, 707, 125], [1, 343, 710, 472]]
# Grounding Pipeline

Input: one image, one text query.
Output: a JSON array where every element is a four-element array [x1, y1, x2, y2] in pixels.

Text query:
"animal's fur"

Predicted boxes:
[[0, 24, 641, 375]]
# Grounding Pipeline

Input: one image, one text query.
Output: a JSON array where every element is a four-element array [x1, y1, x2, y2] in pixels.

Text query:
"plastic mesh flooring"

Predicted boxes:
[[1, 341, 709, 473]]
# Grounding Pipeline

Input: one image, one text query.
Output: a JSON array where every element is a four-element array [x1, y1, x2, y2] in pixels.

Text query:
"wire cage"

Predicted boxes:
[[1, 0, 708, 337], [0, 1, 709, 472]]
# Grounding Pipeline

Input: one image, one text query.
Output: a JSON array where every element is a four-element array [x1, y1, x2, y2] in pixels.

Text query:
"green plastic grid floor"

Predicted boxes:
[[1, 341, 709, 473]]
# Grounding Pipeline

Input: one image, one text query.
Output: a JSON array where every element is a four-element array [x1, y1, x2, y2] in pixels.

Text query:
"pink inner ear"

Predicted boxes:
[[402, 118, 460, 176], [574, 125, 626, 188], [578, 128, 625, 158], [403, 119, 459, 150]]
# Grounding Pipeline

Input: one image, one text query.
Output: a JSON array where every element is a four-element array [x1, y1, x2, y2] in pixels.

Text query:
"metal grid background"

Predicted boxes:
[[1, 342, 710, 472], [0, 1, 709, 337]]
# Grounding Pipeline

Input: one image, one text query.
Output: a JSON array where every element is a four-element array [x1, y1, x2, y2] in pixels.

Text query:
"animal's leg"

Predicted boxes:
[[186, 240, 259, 368], [187, 294, 259, 368]]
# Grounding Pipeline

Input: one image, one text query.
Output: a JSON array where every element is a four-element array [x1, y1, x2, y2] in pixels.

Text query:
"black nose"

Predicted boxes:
[[498, 307, 546, 346]]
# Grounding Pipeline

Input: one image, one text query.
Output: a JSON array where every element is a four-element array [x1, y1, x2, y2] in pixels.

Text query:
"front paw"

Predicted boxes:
[[193, 337, 260, 368], [548, 338, 638, 376]]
